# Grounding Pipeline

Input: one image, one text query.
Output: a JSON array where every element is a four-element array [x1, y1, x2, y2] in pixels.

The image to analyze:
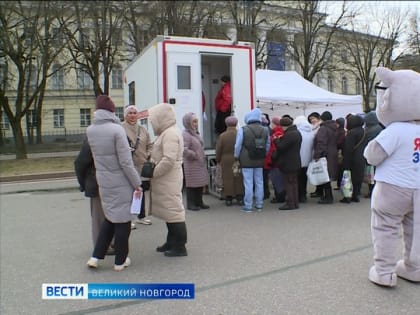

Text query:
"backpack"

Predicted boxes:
[[244, 126, 266, 160]]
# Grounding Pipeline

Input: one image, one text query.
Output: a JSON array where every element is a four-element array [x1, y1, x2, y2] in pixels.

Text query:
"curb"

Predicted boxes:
[[0, 172, 75, 183]]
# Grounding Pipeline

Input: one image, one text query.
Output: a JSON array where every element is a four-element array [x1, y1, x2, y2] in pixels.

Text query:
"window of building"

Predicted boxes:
[[79, 28, 90, 48], [0, 62, 7, 89], [24, 24, 34, 46], [327, 76, 334, 92], [177, 65, 191, 90], [25, 65, 37, 90], [115, 107, 124, 121], [129, 81, 135, 105], [1, 113, 10, 130], [53, 109, 64, 128], [77, 68, 92, 89], [52, 64, 64, 90], [27, 109, 38, 127], [112, 64, 122, 89], [52, 27, 63, 46], [113, 27, 123, 46], [341, 76, 348, 94], [80, 108, 91, 127], [356, 78, 361, 95], [341, 49, 348, 63]]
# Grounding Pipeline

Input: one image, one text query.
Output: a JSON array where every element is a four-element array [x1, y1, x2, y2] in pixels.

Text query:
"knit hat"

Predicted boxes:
[[279, 117, 293, 127], [320, 111, 332, 121], [307, 112, 321, 123], [271, 116, 281, 126], [96, 95, 115, 113], [225, 116, 238, 127]]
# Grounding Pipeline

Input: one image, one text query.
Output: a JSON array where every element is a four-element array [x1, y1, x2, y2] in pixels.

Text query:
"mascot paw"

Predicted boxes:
[[396, 260, 420, 282], [368, 266, 397, 287]]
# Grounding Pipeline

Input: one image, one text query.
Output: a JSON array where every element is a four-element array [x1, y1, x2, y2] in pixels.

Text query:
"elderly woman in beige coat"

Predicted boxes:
[[148, 103, 188, 257], [122, 105, 153, 228]]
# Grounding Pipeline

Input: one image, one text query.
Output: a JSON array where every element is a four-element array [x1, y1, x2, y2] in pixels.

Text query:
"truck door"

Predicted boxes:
[[166, 51, 202, 134]]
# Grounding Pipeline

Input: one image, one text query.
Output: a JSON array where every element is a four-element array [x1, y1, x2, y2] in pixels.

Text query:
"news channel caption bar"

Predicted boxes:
[[42, 283, 195, 300]]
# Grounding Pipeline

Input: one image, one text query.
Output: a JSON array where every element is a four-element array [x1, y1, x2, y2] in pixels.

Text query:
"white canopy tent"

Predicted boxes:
[[255, 69, 363, 119]]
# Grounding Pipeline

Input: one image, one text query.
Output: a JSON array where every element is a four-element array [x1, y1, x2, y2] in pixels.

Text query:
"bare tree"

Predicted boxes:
[[287, 0, 354, 81], [225, 0, 287, 69], [0, 1, 71, 158], [64, 0, 125, 96], [123, 1, 217, 59], [339, 6, 408, 111]]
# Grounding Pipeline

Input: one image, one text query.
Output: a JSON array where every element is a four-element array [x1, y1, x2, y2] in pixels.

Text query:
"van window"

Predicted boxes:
[[177, 65, 191, 90]]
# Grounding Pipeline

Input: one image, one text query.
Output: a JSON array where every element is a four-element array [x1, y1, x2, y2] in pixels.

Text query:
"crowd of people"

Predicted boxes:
[[215, 107, 383, 212], [75, 91, 382, 271]]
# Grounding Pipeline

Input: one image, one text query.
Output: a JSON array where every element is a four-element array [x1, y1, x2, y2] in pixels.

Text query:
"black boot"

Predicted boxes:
[[195, 187, 209, 209], [186, 188, 199, 211], [164, 222, 188, 257], [270, 191, 285, 203], [157, 223, 175, 252], [310, 186, 323, 198], [318, 186, 333, 204]]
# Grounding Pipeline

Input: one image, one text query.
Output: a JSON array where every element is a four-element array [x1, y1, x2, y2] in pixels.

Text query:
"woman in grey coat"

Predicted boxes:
[[86, 95, 142, 271], [182, 112, 210, 210]]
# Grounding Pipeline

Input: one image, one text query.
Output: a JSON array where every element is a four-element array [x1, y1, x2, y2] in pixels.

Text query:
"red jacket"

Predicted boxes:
[[215, 82, 231, 113], [264, 126, 284, 169]]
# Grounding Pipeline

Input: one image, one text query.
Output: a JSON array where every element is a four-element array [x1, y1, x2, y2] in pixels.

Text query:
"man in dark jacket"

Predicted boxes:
[[74, 140, 114, 255], [313, 111, 338, 204], [273, 117, 302, 210]]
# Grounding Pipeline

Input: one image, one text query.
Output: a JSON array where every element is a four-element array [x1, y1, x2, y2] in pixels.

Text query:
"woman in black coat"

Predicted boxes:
[[340, 114, 366, 203]]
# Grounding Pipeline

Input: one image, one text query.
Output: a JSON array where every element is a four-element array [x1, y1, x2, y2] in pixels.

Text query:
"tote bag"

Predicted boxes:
[[307, 157, 330, 186]]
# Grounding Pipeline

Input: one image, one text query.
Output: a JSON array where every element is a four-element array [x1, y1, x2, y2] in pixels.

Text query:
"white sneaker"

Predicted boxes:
[[114, 257, 131, 271], [87, 257, 98, 268], [131, 222, 137, 230], [368, 266, 397, 287], [396, 260, 420, 282], [136, 218, 152, 225]]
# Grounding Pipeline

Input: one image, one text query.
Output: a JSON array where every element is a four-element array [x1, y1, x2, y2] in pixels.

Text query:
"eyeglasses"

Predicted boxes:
[[375, 82, 387, 94]]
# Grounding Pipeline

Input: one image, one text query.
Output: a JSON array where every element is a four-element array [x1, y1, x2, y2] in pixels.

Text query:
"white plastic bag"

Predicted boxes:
[[307, 157, 330, 185], [341, 170, 353, 198], [130, 191, 143, 215]]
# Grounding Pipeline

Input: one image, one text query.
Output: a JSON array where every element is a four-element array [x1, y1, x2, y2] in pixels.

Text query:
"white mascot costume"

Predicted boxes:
[[364, 67, 420, 287]]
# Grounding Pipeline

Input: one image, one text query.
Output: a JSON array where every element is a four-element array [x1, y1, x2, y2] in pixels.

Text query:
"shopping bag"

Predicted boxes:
[[306, 157, 330, 185], [215, 163, 223, 189], [232, 160, 241, 177], [130, 191, 143, 215], [363, 165, 375, 184], [341, 170, 353, 198]]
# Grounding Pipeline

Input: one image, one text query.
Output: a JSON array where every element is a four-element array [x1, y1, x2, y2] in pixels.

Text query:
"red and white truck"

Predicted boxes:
[[123, 35, 256, 153]]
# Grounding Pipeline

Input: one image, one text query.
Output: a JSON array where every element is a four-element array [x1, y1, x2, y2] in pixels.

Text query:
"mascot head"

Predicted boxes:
[[375, 67, 420, 127]]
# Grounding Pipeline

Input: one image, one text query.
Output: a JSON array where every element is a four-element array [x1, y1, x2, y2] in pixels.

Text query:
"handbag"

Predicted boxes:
[[341, 170, 353, 198], [306, 157, 330, 185], [141, 159, 155, 178], [363, 164, 375, 184]]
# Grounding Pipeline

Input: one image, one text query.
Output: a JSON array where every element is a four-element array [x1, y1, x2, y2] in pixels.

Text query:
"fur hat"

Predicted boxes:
[[320, 111, 332, 121], [96, 95, 115, 113], [271, 116, 281, 126], [225, 116, 238, 127], [280, 117, 293, 127]]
